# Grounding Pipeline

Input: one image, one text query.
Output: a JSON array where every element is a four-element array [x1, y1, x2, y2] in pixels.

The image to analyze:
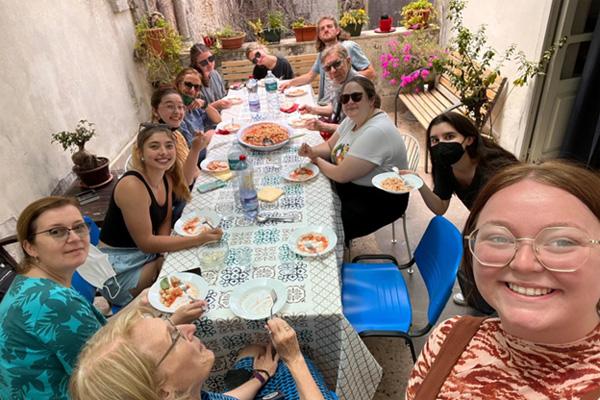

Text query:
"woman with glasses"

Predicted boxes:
[[245, 43, 294, 80], [174, 68, 221, 160], [71, 306, 335, 400], [100, 124, 222, 306], [406, 111, 518, 310], [299, 76, 409, 245], [190, 43, 232, 111], [0, 196, 106, 399], [406, 160, 600, 400]]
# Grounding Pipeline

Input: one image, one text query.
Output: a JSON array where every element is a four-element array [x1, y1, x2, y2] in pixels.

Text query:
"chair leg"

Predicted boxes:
[[402, 216, 414, 274], [391, 221, 397, 244], [406, 338, 417, 363]]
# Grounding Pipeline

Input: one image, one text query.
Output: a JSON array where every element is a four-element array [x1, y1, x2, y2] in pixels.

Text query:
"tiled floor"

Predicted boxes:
[[347, 110, 478, 399]]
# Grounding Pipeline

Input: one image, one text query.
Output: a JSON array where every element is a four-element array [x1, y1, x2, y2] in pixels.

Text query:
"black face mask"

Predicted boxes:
[[430, 142, 465, 166]]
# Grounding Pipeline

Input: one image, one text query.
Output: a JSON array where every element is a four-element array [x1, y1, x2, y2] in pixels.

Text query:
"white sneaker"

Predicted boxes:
[[453, 292, 467, 306]]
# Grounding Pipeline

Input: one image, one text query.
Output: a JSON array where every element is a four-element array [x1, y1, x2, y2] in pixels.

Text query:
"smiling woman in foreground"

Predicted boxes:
[[406, 160, 600, 400]]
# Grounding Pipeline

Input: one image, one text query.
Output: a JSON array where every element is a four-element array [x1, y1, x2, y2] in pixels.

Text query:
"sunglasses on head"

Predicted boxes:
[[183, 81, 201, 91], [197, 55, 215, 67], [251, 51, 262, 65], [323, 59, 343, 72], [340, 92, 364, 104]]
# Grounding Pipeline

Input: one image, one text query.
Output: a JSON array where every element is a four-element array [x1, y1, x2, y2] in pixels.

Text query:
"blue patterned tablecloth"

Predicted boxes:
[[162, 85, 382, 400]]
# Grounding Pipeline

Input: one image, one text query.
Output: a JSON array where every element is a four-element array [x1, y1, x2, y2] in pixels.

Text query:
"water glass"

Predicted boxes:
[[196, 241, 229, 272]]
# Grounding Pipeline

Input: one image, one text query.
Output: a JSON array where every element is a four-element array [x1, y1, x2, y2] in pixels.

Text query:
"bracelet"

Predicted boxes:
[[252, 368, 271, 385]]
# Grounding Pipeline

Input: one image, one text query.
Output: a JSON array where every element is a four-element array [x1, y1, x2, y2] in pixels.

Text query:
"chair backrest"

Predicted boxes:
[[220, 59, 254, 87], [288, 53, 319, 94], [400, 133, 420, 171], [414, 216, 463, 325]]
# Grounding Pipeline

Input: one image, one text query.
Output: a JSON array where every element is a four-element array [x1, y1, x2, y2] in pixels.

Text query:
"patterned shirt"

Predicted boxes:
[[202, 390, 237, 399], [406, 317, 600, 400], [0, 275, 106, 400]]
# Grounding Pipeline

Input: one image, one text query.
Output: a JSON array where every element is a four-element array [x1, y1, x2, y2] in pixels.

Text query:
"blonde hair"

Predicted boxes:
[[16, 196, 80, 273], [245, 43, 269, 59], [70, 305, 190, 400]]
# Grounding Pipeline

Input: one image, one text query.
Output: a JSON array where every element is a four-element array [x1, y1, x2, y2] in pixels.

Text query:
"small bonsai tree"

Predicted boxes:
[[51, 120, 101, 170]]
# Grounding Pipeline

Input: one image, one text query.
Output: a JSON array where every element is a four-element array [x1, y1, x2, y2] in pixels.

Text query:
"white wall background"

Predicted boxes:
[[440, 0, 554, 156], [0, 0, 151, 225]]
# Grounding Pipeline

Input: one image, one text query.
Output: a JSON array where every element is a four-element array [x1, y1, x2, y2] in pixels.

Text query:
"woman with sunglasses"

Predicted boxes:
[[190, 43, 232, 111], [100, 124, 222, 306], [405, 111, 517, 310], [299, 76, 408, 244], [175, 68, 221, 161], [407, 160, 600, 400], [245, 43, 294, 80], [71, 306, 335, 400]]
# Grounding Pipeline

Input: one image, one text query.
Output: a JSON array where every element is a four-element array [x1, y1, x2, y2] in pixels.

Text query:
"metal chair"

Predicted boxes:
[[391, 133, 421, 261], [341, 216, 462, 361]]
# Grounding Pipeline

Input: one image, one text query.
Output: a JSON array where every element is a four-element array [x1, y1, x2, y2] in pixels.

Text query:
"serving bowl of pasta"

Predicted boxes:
[[237, 121, 293, 152]]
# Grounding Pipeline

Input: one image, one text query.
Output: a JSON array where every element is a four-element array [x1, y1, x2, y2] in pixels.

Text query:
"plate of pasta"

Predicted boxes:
[[288, 226, 337, 257], [372, 172, 423, 194], [174, 209, 221, 237], [237, 121, 293, 151], [282, 163, 319, 182]]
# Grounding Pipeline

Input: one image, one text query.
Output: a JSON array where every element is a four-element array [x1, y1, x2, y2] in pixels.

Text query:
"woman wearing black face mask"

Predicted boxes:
[[407, 112, 518, 312]]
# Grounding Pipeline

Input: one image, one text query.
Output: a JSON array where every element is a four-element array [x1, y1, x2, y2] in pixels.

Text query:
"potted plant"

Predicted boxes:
[[291, 17, 317, 42], [249, 11, 286, 44], [51, 120, 112, 188], [216, 25, 246, 50], [134, 13, 184, 86], [401, 0, 434, 30], [380, 30, 446, 93], [339, 8, 369, 37]]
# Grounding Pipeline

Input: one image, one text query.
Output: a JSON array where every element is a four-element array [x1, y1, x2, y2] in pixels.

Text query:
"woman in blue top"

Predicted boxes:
[[0, 196, 106, 400]]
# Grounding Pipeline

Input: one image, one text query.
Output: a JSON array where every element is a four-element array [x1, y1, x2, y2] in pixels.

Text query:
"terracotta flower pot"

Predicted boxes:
[[203, 35, 217, 47], [218, 33, 246, 50], [73, 157, 112, 188], [145, 27, 166, 56], [293, 26, 317, 42]]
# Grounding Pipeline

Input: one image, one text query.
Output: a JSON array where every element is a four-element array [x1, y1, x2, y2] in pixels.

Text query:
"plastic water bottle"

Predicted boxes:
[[227, 143, 246, 206], [238, 155, 259, 220], [247, 77, 261, 121], [264, 70, 280, 120]]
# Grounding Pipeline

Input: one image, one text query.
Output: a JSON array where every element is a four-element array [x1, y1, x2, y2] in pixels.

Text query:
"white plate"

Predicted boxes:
[[229, 278, 287, 320], [224, 96, 244, 105], [200, 158, 230, 173], [174, 209, 221, 237], [148, 272, 210, 313], [282, 163, 320, 182], [216, 121, 242, 133], [371, 172, 423, 194], [284, 88, 307, 97], [237, 120, 294, 152], [288, 226, 337, 257]]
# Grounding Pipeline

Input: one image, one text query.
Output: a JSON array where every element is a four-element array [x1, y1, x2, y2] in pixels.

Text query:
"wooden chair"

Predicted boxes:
[[287, 53, 319, 95], [394, 53, 507, 172]]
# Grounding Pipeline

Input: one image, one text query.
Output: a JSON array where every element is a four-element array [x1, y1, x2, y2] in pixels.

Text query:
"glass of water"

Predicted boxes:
[[196, 240, 229, 272]]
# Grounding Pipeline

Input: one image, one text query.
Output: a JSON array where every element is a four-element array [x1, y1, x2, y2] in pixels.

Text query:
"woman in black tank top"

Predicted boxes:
[[99, 124, 222, 306]]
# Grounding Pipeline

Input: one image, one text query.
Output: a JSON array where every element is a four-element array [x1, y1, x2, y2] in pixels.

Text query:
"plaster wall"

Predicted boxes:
[[444, 0, 554, 156], [0, 1, 152, 225]]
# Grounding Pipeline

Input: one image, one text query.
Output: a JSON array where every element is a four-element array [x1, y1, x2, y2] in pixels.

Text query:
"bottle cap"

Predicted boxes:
[[239, 154, 247, 161]]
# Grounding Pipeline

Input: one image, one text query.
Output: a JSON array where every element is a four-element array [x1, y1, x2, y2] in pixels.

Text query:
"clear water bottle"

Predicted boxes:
[[247, 77, 261, 121], [227, 143, 246, 206], [238, 155, 259, 220], [264, 70, 280, 120]]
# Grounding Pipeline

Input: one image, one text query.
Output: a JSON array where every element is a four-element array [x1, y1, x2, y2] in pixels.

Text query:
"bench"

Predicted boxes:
[[220, 53, 319, 95], [394, 55, 507, 172]]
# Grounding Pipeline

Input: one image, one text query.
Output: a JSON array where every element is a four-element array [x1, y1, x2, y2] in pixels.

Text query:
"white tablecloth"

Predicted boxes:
[[161, 85, 382, 399]]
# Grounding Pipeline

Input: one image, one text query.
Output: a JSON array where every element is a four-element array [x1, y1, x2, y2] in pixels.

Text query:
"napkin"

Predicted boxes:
[[280, 103, 299, 113], [257, 187, 284, 202], [216, 129, 233, 135], [212, 171, 233, 181]]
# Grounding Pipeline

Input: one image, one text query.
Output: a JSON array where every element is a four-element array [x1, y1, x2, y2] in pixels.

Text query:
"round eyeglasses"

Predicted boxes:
[[33, 222, 89, 241], [466, 224, 600, 273]]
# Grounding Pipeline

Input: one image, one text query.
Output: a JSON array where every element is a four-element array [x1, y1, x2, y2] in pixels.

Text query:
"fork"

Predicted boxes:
[[177, 282, 198, 302], [269, 289, 278, 320]]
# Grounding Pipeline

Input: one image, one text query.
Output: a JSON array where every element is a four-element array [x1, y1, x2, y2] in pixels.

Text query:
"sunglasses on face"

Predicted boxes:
[[251, 51, 262, 65], [340, 92, 364, 104], [324, 59, 343, 72], [183, 81, 201, 91], [197, 55, 215, 67], [33, 222, 89, 241]]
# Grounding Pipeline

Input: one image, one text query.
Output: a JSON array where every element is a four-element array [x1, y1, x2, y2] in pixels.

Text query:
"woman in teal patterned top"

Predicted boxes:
[[0, 196, 106, 399]]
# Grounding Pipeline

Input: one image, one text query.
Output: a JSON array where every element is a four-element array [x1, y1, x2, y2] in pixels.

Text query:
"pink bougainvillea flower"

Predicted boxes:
[[421, 69, 430, 78], [390, 78, 397, 85]]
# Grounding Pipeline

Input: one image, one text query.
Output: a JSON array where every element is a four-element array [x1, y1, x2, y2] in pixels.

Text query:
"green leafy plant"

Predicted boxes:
[[51, 120, 101, 169], [441, 0, 566, 127], [266, 11, 285, 32], [216, 25, 244, 38], [134, 13, 183, 86], [401, 0, 435, 29], [291, 17, 313, 29], [339, 8, 369, 28]]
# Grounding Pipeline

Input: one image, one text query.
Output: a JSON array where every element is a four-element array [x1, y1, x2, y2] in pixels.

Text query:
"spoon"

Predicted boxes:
[[256, 214, 295, 223], [263, 137, 274, 146], [392, 166, 401, 176], [269, 289, 278, 320]]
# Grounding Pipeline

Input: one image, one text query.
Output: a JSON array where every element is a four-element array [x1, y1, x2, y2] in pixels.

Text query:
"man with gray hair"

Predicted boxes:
[[299, 43, 359, 135]]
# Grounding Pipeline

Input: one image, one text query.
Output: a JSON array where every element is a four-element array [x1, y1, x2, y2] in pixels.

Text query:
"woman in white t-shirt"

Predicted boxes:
[[299, 76, 409, 244]]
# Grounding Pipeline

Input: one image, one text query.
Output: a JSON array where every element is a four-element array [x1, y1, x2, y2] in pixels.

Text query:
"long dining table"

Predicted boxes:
[[161, 84, 383, 399]]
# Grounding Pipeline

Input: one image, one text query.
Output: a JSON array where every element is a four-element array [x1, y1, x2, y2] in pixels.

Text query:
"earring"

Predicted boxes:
[[141, 157, 145, 162]]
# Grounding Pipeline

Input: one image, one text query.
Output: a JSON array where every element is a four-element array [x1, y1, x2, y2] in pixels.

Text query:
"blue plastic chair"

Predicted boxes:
[[341, 216, 463, 361]]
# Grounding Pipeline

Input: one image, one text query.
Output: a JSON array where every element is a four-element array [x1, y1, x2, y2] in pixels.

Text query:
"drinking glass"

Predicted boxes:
[[196, 241, 229, 272]]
